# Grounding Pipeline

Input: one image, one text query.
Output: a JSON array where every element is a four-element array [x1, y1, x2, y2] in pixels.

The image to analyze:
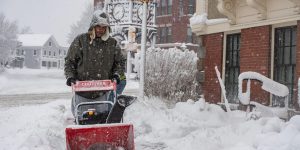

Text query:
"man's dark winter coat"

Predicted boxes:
[[64, 33, 125, 99]]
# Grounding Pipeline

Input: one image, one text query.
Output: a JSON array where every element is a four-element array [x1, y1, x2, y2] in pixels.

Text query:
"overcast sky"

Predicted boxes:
[[0, 0, 93, 47]]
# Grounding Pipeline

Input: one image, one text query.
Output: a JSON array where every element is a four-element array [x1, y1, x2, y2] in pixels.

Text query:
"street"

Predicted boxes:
[[0, 88, 139, 108]]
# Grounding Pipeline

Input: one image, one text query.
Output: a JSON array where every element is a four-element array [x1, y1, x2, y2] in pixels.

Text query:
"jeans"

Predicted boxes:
[[108, 80, 127, 103]]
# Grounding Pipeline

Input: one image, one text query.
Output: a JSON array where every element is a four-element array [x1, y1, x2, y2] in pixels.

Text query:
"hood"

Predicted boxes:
[[88, 10, 111, 43]]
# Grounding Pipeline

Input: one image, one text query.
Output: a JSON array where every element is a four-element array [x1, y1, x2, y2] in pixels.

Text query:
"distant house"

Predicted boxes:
[[11, 34, 67, 69]]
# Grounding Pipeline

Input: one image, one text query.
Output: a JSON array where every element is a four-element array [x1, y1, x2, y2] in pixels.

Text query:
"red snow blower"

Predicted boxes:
[[65, 80, 135, 150]]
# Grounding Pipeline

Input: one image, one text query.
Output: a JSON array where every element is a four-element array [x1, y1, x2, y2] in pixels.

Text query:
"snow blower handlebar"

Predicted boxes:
[[72, 80, 116, 92]]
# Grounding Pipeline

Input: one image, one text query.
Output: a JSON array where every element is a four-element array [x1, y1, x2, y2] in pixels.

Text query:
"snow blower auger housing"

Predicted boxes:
[[65, 80, 135, 150]]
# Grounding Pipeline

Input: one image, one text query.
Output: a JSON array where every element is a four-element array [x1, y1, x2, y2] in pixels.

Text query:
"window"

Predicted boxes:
[[59, 49, 61, 55], [33, 50, 37, 56], [167, 0, 172, 15], [167, 26, 172, 43], [160, 27, 166, 43], [54, 52, 56, 56], [273, 26, 297, 107], [187, 27, 193, 43], [159, 26, 172, 43], [53, 62, 57, 67], [44, 50, 46, 56], [161, 0, 166, 15], [188, 0, 195, 14], [42, 61, 47, 67], [156, 1, 160, 16], [16, 49, 20, 55], [179, 0, 184, 16], [49, 51, 51, 56], [49, 42, 52, 46], [22, 50, 25, 55], [225, 33, 241, 103]]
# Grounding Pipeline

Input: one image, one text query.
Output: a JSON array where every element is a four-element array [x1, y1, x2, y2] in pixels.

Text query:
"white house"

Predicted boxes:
[[12, 34, 67, 69]]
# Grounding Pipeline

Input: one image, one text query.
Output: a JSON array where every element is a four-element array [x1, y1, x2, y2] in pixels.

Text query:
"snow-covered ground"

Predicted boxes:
[[0, 69, 300, 150]]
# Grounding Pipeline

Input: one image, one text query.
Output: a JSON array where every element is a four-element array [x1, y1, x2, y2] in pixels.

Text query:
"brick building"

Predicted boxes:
[[156, 0, 196, 44], [94, 0, 197, 44], [191, 0, 300, 110]]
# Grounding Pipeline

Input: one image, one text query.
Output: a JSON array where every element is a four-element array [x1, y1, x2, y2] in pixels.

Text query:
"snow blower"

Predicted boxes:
[[65, 80, 136, 150]]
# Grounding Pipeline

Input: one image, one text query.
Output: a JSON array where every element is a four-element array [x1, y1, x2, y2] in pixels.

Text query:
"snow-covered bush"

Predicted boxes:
[[145, 47, 199, 105]]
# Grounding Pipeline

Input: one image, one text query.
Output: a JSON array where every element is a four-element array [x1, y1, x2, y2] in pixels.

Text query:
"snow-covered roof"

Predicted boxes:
[[17, 34, 52, 47]]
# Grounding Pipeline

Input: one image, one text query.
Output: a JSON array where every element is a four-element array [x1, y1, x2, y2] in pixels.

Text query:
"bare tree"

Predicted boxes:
[[20, 26, 33, 34], [67, 4, 94, 44], [0, 13, 18, 71]]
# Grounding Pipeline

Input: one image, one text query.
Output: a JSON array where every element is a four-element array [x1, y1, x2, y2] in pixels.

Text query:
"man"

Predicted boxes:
[[64, 10, 125, 116]]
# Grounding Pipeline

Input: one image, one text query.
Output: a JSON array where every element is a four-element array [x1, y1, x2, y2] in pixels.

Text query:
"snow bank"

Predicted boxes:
[[0, 69, 69, 95], [0, 100, 72, 150], [125, 98, 300, 150], [1, 97, 300, 150]]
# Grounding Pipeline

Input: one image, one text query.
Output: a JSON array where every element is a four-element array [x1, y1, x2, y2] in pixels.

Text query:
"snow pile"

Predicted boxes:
[[0, 96, 300, 149], [0, 100, 71, 150], [190, 13, 228, 26], [0, 68, 69, 95], [125, 98, 300, 150]]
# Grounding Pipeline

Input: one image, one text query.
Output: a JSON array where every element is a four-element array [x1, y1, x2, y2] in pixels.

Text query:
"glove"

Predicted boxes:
[[66, 77, 76, 86], [112, 74, 120, 84]]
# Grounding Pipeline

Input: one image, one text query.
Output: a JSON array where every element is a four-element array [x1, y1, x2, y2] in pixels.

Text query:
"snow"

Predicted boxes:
[[0, 68, 69, 95], [215, 66, 231, 112], [189, 13, 229, 26], [238, 72, 289, 105], [0, 69, 300, 150], [17, 34, 53, 47]]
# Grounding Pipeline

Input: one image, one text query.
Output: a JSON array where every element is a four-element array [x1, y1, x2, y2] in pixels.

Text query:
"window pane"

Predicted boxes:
[[284, 29, 291, 46], [291, 47, 296, 64], [284, 47, 290, 65], [279, 67, 285, 83], [292, 27, 296, 45], [286, 66, 293, 83], [277, 47, 283, 65]]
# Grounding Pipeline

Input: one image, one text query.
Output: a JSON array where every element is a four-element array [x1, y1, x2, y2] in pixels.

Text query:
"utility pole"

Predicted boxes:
[[139, 0, 150, 100]]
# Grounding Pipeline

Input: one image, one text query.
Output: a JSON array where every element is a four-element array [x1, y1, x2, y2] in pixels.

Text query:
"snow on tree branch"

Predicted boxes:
[[145, 47, 199, 105]]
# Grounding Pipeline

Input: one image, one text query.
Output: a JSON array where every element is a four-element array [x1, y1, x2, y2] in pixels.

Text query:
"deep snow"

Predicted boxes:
[[0, 69, 300, 150]]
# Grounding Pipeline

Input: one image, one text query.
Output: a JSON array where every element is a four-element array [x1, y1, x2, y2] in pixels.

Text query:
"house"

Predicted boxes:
[[12, 34, 67, 69], [191, 0, 300, 110]]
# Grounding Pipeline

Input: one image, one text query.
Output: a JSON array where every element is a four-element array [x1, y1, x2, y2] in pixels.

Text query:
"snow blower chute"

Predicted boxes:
[[65, 80, 136, 150]]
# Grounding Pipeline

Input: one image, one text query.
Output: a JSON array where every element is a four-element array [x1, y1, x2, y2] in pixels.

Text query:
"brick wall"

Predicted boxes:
[[156, 0, 195, 43], [240, 25, 271, 105], [202, 33, 223, 103]]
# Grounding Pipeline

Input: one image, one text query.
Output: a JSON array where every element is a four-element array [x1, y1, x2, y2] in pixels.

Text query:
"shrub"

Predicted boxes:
[[144, 47, 199, 105]]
